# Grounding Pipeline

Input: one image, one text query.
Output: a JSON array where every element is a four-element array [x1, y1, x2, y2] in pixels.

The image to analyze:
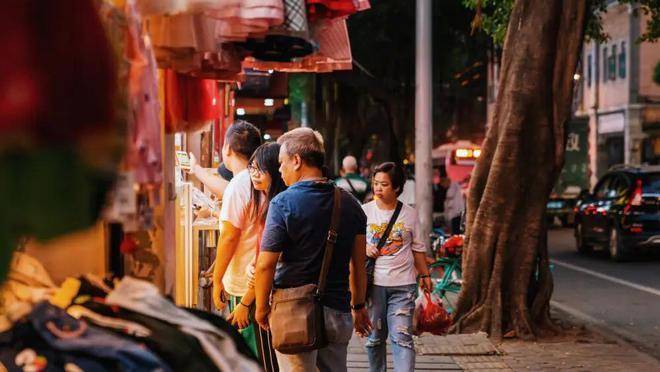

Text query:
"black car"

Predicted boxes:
[[574, 165, 660, 261]]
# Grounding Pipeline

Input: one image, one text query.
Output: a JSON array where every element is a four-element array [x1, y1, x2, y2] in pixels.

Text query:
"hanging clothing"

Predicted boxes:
[[125, 0, 163, 186], [307, 0, 357, 21], [238, 0, 314, 62], [164, 70, 221, 133], [241, 18, 352, 72], [106, 277, 261, 372], [135, 0, 187, 16]]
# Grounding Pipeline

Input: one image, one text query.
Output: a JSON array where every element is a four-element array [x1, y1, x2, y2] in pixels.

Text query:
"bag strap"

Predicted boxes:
[[376, 201, 403, 250], [317, 187, 342, 297], [344, 177, 358, 196]]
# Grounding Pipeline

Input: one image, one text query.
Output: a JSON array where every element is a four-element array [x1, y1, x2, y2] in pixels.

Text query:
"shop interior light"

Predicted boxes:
[[264, 134, 272, 140], [268, 69, 274, 74], [264, 98, 274, 107], [236, 108, 246, 116], [473, 149, 481, 158]]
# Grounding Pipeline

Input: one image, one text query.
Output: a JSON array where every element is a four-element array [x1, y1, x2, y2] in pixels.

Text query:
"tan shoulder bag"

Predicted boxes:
[[268, 187, 342, 354]]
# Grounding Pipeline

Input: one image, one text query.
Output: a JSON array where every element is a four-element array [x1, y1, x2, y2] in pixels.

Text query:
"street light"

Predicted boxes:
[[236, 108, 246, 116], [573, 73, 581, 81], [264, 98, 274, 107]]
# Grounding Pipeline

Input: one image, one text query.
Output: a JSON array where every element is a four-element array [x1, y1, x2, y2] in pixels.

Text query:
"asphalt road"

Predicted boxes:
[[549, 227, 660, 360]]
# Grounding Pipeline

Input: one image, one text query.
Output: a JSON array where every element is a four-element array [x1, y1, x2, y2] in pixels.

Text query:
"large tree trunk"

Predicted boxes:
[[451, 0, 588, 341]]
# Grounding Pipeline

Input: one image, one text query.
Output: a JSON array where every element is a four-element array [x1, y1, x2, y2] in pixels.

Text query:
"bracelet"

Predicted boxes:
[[418, 274, 430, 279], [351, 303, 366, 311], [238, 301, 251, 308]]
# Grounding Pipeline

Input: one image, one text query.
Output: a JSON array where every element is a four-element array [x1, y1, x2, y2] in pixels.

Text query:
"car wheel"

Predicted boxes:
[[609, 226, 629, 262], [575, 223, 592, 254]]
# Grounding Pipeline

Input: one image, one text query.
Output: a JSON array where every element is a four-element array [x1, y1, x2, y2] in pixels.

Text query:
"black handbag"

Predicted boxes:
[[366, 201, 403, 295]]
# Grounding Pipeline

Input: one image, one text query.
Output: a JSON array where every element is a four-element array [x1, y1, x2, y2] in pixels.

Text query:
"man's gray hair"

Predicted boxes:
[[342, 156, 358, 172], [277, 128, 325, 169]]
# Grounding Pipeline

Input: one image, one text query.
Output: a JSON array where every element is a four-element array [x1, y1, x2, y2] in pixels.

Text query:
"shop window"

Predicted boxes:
[[609, 45, 617, 81], [619, 42, 626, 78], [587, 54, 592, 87], [603, 47, 608, 82]]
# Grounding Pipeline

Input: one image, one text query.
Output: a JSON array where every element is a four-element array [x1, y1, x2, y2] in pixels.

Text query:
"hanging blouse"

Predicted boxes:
[[100, 0, 163, 187], [164, 70, 221, 133], [307, 0, 357, 21]]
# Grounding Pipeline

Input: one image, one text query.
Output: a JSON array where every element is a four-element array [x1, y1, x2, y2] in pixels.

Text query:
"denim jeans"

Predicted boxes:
[[275, 306, 353, 372], [365, 284, 417, 372]]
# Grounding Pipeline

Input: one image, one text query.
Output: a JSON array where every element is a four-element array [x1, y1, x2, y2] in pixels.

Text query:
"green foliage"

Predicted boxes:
[[463, 0, 660, 45], [462, 0, 513, 45], [654, 61, 660, 84]]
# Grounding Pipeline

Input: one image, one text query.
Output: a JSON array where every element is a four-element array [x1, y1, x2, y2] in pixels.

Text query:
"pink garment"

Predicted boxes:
[[125, 1, 163, 186]]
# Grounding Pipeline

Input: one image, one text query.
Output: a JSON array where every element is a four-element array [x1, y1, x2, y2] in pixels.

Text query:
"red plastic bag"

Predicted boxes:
[[439, 235, 464, 257], [413, 292, 451, 335]]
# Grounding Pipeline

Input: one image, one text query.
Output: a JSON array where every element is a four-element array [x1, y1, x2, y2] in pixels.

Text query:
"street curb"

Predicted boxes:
[[551, 300, 660, 364]]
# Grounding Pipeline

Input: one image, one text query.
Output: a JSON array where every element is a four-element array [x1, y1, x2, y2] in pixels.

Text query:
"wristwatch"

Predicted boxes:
[[351, 303, 366, 311]]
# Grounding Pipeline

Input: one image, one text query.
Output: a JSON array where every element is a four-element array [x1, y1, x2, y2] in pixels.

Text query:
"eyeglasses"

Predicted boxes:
[[247, 164, 263, 176]]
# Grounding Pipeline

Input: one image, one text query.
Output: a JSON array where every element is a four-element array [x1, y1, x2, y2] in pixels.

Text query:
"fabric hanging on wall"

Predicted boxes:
[[164, 70, 221, 133], [306, 0, 357, 21]]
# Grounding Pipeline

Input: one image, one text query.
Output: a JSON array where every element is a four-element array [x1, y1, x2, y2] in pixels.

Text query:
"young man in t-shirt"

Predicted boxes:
[[211, 120, 262, 353], [254, 128, 372, 372]]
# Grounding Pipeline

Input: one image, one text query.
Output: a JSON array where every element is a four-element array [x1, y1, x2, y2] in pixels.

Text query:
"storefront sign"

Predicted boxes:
[[598, 112, 625, 134]]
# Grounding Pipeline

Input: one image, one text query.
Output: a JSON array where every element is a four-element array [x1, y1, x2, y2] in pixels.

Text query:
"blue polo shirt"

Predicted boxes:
[[260, 180, 367, 312]]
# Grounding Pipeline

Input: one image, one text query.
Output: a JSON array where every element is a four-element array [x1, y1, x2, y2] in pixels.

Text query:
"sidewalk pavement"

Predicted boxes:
[[347, 311, 660, 371]]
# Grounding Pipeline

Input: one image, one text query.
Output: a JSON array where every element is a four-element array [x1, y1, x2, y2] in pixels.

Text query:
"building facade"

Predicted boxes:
[[576, 2, 660, 186]]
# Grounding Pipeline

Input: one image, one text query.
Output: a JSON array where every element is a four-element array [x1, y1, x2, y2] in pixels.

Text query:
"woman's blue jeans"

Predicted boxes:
[[365, 284, 417, 372]]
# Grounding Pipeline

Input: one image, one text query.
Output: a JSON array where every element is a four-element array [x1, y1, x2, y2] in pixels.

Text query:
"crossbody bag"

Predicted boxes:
[[268, 187, 342, 354]]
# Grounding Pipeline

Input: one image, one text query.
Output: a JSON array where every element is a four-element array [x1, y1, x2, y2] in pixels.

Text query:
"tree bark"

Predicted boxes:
[[451, 0, 588, 341]]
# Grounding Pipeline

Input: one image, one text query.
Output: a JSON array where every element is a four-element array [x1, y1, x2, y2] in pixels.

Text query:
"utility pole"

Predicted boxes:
[[415, 0, 433, 250]]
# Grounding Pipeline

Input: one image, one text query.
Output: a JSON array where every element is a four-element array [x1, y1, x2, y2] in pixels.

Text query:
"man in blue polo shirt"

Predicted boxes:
[[254, 128, 372, 372]]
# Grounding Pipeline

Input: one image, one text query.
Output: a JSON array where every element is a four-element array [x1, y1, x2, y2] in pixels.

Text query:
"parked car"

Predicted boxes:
[[574, 165, 660, 261], [547, 186, 582, 227]]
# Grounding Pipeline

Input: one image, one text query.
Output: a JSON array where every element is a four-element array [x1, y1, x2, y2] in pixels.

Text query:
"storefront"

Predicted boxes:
[[0, 0, 369, 371]]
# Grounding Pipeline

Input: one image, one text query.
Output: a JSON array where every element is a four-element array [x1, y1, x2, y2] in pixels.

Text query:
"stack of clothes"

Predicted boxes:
[[0, 253, 259, 371]]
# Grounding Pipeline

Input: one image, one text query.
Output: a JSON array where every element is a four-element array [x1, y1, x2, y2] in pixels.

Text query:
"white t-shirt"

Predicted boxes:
[[219, 169, 263, 296], [362, 201, 426, 287], [444, 181, 465, 221]]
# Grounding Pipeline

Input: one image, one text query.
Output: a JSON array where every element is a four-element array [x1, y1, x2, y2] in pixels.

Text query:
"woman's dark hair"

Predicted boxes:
[[249, 143, 287, 222], [373, 162, 406, 196]]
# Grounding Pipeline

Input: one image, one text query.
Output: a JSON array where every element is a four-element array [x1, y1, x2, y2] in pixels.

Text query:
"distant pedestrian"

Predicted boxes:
[[336, 155, 370, 202], [363, 162, 432, 372], [254, 128, 372, 372], [442, 176, 465, 235]]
